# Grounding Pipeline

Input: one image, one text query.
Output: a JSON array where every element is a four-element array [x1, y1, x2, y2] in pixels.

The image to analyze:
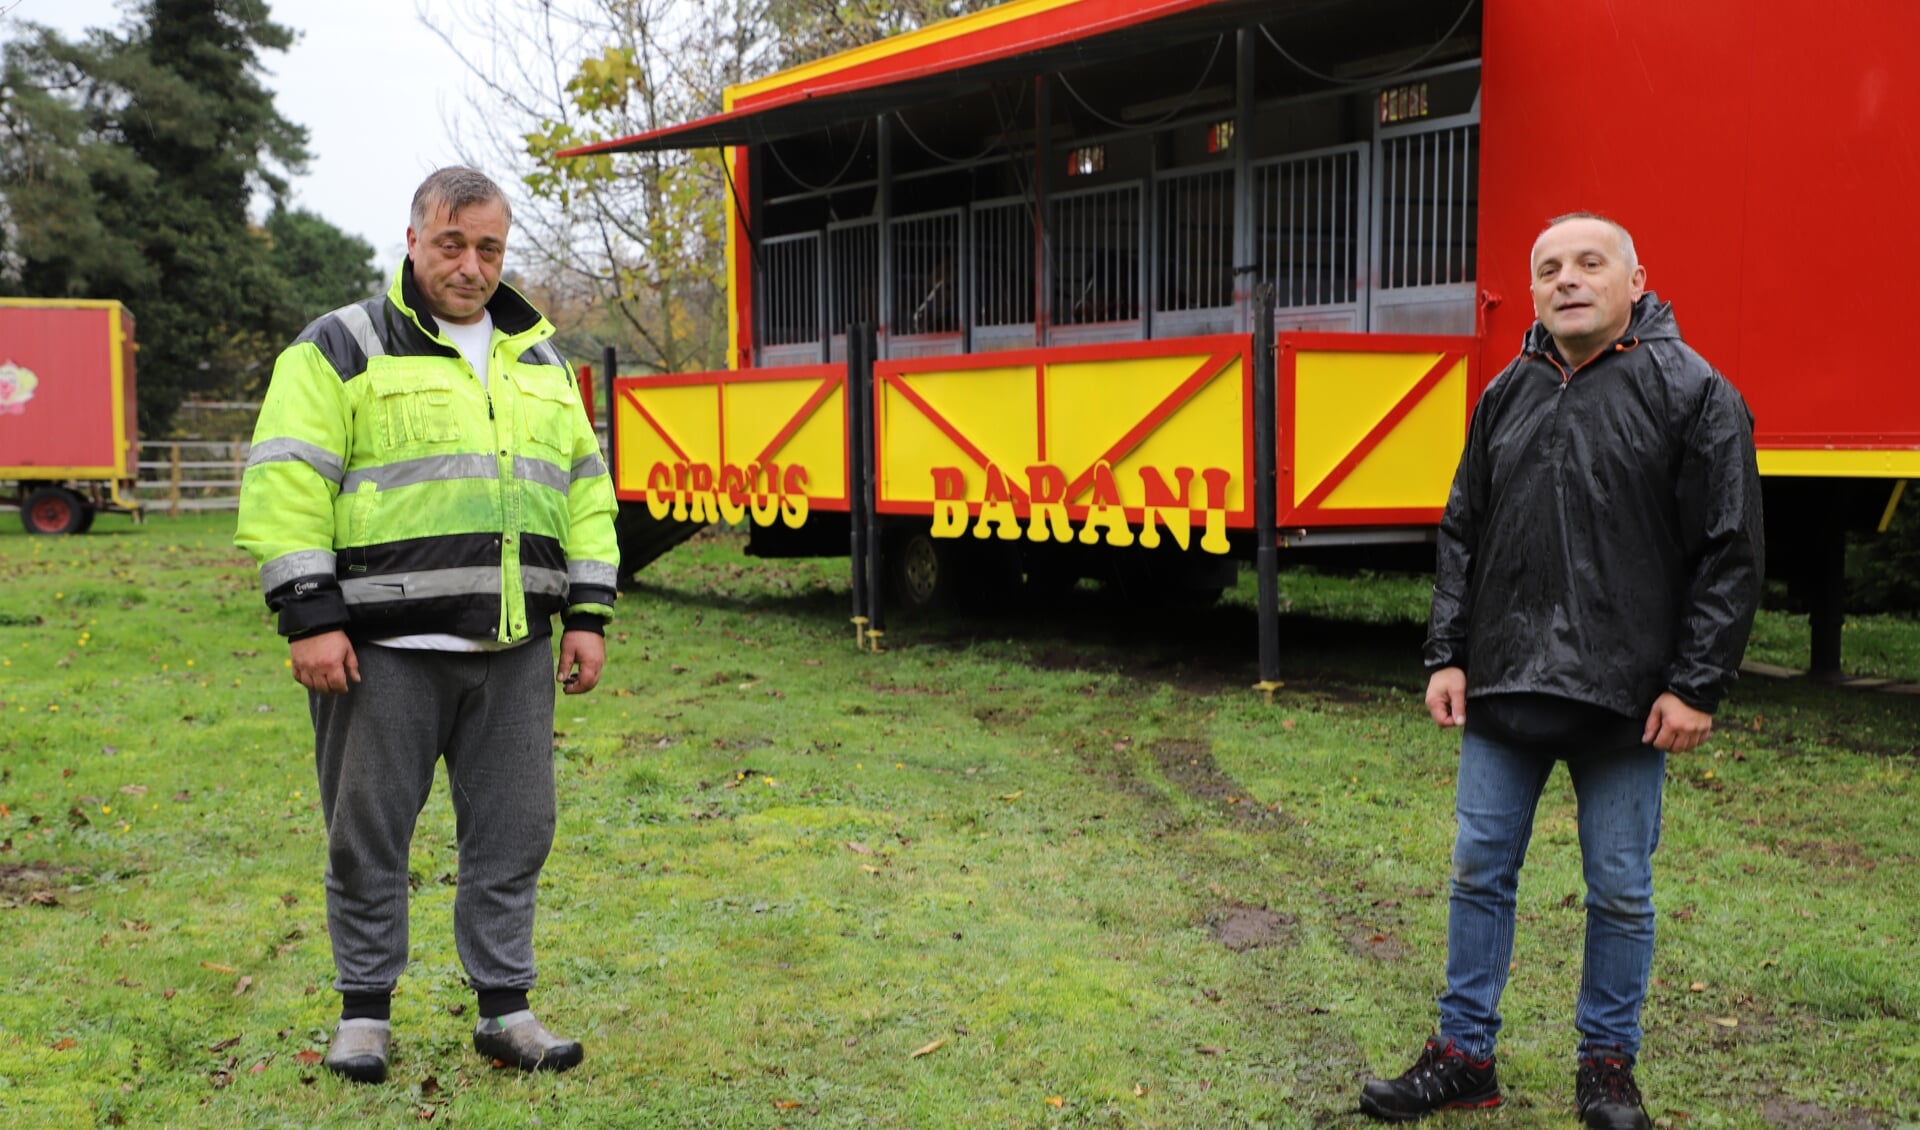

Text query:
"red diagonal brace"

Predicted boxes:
[[1063, 350, 1237, 503]]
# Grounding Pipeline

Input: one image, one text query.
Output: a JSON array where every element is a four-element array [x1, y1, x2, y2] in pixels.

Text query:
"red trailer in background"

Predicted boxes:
[[0, 299, 142, 533]]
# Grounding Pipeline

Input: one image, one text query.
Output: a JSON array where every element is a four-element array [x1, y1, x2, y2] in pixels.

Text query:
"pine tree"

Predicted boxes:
[[0, 0, 371, 434]]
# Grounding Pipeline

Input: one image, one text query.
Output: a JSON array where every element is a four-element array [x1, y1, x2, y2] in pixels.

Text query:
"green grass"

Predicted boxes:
[[1, 514, 1917, 1127]]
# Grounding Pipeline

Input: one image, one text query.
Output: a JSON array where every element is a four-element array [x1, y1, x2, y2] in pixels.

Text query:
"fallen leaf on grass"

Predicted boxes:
[[118, 784, 148, 796], [1134, 1084, 1147, 1096], [1044, 1096, 1065, 1108], [232, 976, 254, 996], [1689, 981, 1706, 992], [845, 841, 874, 855], [200, 961, 238, 974], [295, 1050, 322, 1066], [772, 1100, 803, 1110], [1196, 1046, 1225, 1056], [998, 790, 1024, 801], [249, 1055, 274, 1075], [210, 1035, 242, 1053], [1710, 1017, 1738, 1028], [861, 865, 880, 875], [52, 1038, 77, 1051], [909, 1038, 945, 1059], [26, 890, 58, 907]]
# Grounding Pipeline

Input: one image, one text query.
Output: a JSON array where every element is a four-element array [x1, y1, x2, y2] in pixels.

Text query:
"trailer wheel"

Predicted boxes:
[[889, 531, 955, 611], [21, 487, 88, 535]]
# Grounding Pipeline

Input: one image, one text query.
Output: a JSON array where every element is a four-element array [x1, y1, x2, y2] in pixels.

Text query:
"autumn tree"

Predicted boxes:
[[424, 0, 1001, 378]]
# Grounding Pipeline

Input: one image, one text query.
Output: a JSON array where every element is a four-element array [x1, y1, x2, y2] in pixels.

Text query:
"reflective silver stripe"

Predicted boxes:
[[519, 339, 564, 368], [513, 456, 570, 493], [333, 302, 386, 361], [570, 453, 608, 481], [247, 437, 345, 484], [340, 567, 497, 604], [261, 549, 336, 593], [524, 566, 568, 596], [341, 454, 498, 492], [567, 560, 618, 589]]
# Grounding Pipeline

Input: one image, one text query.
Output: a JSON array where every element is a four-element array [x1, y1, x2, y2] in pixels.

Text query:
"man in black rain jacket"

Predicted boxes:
[[1358, 214, 1763, 1130]]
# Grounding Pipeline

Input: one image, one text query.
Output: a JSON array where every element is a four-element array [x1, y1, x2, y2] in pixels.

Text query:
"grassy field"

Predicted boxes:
[[1, 512, 1915, 1129]]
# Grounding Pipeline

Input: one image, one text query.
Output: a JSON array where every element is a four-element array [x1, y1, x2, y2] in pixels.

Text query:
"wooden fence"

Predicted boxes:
[[136, 440, 249, 515], [131, 428, 614, 517]]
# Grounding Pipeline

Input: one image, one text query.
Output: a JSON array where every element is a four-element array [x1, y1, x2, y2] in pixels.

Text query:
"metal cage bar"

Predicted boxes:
[[1374, 120, 1479, 290], [1050, 181, 1142, 326], [971, 197, 1035, 328], [1155, 165, 1235, 314], [827, 219, 880, 337], [1253, 144, 1365, 309], [761, 233, 822, 347], [890, 209, 964, 336]]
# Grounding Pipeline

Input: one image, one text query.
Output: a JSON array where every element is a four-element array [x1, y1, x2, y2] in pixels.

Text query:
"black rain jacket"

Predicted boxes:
[[1425, 294, 1764, 717]]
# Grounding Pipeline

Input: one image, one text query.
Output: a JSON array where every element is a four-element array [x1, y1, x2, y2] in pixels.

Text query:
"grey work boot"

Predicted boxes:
[[472, 1010, 584, 1072], [324, 1018, 391, 1084]]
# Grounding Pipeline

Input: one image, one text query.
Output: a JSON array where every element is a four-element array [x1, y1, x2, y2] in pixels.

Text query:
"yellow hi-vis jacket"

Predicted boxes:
[[236, 263, 618, 643]]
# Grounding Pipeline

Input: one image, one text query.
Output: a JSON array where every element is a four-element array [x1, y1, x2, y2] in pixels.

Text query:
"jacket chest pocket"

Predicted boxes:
[[370, 369, 463, 449], [512, 371, 579, 462]]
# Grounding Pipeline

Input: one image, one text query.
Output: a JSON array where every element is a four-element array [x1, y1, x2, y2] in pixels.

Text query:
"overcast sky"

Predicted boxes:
[[2, 0, 492, 273]]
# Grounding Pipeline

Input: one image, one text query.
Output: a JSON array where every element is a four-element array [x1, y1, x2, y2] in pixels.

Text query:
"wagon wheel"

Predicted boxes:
[[21, 487, 88, 535], [888, 530, 954, 612]]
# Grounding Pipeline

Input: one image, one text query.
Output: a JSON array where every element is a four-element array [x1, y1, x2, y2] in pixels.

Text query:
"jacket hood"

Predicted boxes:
[[1522, 292, 1681, 358]]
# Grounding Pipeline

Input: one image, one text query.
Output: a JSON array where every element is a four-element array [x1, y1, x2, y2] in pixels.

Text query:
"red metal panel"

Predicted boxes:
[[0, 306, 119, 474], [1481, 0, 1920, 449]]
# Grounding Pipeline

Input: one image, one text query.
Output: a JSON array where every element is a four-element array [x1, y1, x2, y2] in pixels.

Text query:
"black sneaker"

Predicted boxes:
[[1359, 1037, 1502, 1122], [1575, 1049, 1651, 1130]]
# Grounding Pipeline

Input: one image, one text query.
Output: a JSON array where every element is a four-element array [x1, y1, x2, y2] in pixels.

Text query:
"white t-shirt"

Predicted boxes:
[[373, 311, 526, 653], [440, 311, 494, 388]]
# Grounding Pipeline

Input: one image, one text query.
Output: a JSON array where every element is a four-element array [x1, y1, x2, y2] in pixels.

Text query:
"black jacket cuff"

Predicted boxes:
[[278, 593, 351, 640], [561, 612, 608, 635]]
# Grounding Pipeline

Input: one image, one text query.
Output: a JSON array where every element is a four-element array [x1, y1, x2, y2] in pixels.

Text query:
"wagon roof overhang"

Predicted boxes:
[[555, 0, 1289, 157]]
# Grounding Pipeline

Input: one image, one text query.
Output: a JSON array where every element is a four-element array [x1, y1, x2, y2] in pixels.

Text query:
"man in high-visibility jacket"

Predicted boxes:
[[237, 166, 618, 1084]]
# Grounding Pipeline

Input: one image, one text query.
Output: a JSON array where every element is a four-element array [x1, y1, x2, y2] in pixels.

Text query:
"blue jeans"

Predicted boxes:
[[1437, 726, 1666, 1061]]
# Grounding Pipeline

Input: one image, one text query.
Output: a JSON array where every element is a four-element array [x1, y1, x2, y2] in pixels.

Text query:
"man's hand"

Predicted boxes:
[[1643, 692, 1712, 753], [290, 631, 359, 695], [556, 630, 605, 695], [1425, 666, 1466, 727]]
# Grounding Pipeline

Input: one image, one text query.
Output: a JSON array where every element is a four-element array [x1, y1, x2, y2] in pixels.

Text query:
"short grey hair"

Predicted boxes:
[[410, 167, 513, 232], [1542, 211, 1637, 272]]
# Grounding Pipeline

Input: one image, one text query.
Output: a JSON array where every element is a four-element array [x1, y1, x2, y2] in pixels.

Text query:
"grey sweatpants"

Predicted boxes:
[[309, 641, 557, 996]]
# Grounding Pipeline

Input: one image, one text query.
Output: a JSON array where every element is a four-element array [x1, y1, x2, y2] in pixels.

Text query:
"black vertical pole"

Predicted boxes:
[[601, 344, 618, 468], [1252, 283, 1282, 701], [1807, 514, 1847, 679], [847, 323, 872, 646], [857, 323, 885, 651]]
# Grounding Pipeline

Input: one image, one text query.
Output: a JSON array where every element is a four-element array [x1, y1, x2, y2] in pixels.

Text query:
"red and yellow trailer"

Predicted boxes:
[[0, 299, 142, 534], [567, 0, 1918, 672]]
